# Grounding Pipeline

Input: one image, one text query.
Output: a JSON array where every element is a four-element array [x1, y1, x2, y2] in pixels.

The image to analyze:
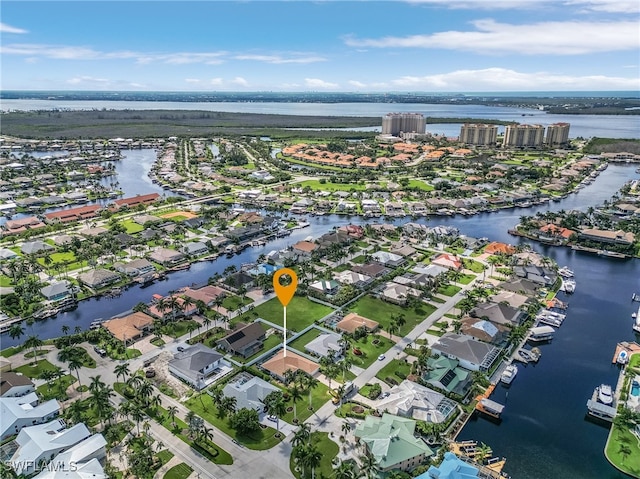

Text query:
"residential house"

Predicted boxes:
[[34, 434, 107, 478], [216, 322, 266, 358], [418, 452, 481, 479], [305, 332, 343, 358], [77, 269, 120, 289], [470, 302, 526, 327], [484, 242, 516, 255], [513, 265, 556, 286], [34, 459, 107, 479], [10, 420, 91, 475], [490, 290, 531, 309], [0, 248, 19, 260], [260, 349, 319, 382], [431, 333, 501, 372], [499, 278, 540, 296], [113, 193, 160, 209], [431, 253, 462, 271], [354, 413, 433, 473], [460, 318, 509, 346], [20, 241, 54, 256], [1, 393, 60, 439], [336, 313, 379, 334], [168, 343, 233, 390], [0, 372, 35, 398], [102, 312, 154, 342], [381, 282, 421, 305], [423, 356, 471, 396], [292, 240, 319, 258], [371, 251, 406, 268], [222, 373, 280, 413], [412, 264, 449, 278], [309, 279, 340, 296], [148, 248, 186, 266], [578, 228, 635, 245], [183, 241, 209, 257], [352, 262, 390, 278], [115, 258, 155, 277], [182, 285, 227, 307], [376, 380, 458, 424], [391, 244, 417, 258], [333, 270, 372, 289], [40, 281, 72, 302]]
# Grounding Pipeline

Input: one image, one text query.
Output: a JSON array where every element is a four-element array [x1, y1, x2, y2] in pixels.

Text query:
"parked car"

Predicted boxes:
[[145, 368, 156, 378], [378, 354, 386, 361], [177, 346, 185, 352]]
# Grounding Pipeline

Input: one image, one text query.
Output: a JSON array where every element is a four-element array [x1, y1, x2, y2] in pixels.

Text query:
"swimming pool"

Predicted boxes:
[[632, 380, 640, 397]]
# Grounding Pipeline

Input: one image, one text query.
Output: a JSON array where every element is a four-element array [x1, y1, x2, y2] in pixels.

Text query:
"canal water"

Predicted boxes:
[[3, 149, 640, 478]]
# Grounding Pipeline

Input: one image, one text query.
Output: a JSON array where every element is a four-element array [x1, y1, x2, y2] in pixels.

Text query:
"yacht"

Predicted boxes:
[[500, 364, 518, 385], [597, 384, 614, 405], [561, 279, 576, 293], [558, 266, 574, 278]]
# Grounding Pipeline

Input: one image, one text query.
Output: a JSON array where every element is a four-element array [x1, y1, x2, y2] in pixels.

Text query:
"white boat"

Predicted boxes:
[[561, 279, 576, 293], [500, 364, 518, 385], [597, 384, 614, 405], [558, 266, 574, 278], [634, 308, 640, 333]]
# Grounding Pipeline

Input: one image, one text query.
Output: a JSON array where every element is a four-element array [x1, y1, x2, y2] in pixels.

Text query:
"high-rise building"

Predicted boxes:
[[545, 122, 570, 147], [503, 124, 545, 148], [459, 124, 498, 146], [381, 113, 426, 136]]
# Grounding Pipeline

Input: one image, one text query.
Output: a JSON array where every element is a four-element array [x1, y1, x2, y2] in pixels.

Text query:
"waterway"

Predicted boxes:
[[3, 152, 640, 478], [2, 100, 639, 139]]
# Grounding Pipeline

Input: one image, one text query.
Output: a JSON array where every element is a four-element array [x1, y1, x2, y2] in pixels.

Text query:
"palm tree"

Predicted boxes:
[[341, 421, 351, 436], [24, 335, 43, 366], [114, 362, 131, 384], [9, 323, 24, 342], [67, 355, 84, 395], [332, 461, 357, 479], [39, 370, 56, 394], [264, 391, 287, 435], [197, 425, 214, 444], [304, 443, 323, 479], [167, 405, 179, 428], [289, 383, 303, 422], [618, 444, 632, 465], [358, 454, 378, 479], [291, 423, 311, 448], [61, 325, 70, 336], [88, 375, 106, 395]]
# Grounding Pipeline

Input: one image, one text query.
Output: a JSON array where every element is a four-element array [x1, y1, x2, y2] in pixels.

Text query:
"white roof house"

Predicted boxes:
[[1, 393, 60, 440], [34, 433, 107, 477], [222, 373, 280, 413], [375, 380, 457, 424], [304, 332, 343, 358], [34, 458, 107, 479], [11, 420, 91, 475], [168, 343, 233, 390]]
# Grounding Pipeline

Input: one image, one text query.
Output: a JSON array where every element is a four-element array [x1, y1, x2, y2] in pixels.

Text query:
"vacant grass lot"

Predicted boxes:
[[376, 359, 413, 385], [287, 327, 324, 353], [290, 431, 339, 479], [14, 359, 57, 378], [234, 296, 333, 332], [348, 295, 436, 336], [298, 180, 368, 191], [350, 334, 395, 369]]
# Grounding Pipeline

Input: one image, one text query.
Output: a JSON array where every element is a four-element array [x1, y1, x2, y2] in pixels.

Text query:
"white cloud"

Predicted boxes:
[[344, 19, 639, 55], [305, 78, 339, 89], [185, 79, 201, 83], [232, 77, 249, 87], [390, 67, 640, 91], [0, 22, 28, 34], [348, 80, 367, 88], [404, 0, 639, 13], [234, 54, 326, 64], [67, 76, 111, 85], [210, 78, 224, 86]]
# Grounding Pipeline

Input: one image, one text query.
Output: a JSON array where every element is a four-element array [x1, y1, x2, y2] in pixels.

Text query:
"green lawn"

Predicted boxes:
[[164, 463, 193, 479], [121, 219, 145, 234], [290, 432, 339, 479], [375, 359, 412, 385], [350, 334, 395, 369], [350, 255, 367, 264], [221, 294, 253, 311], [298, 180, 368, 191], [347, 295, 436, 336], [282, 381, 331, 424], [156, 450, 174, 466], [407, 179, 434, 191], [14, 359, 57, 379], [185, 393, 283, 450], [0, 274, 13, 287], [37, 374, 75, 400], [457, 274, 476, 285], [605, 424, 640, 477], [234, 297, 333, 332], [287, 328, 324, 353], [463, 259, 486, 273], [161, 319, 199, 339], [437, 284, 462, 297]]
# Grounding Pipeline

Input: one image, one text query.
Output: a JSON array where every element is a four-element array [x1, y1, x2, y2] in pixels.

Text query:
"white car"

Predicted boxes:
[[267, 415, 277, 422], [378, 354, 386, 361]]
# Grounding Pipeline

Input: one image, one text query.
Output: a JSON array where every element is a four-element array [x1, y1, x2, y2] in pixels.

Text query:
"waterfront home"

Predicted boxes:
[[0, 372, 35, 398], [77, 268, 120, 289], [484, 241, 516, 255], [578, 227, 635, 245], [216, 322, 266, 358], [459, 318, 509, 346], [260, 349, 319, 382], [305, 332, 343, 358], [431, 333, 502, 372], [112, 192, 160, 210], [148, 295, 198, 319], [148, 247, 186, 266], [309, 279, 340, 296], [40, 281, 73, 302], [419, 452, 481, 479], [224, 271, 255, 290], [499, 278, 540, 296], [431, 253, 463, 271], [513, 265, 556, 286], [354, 413, 433, 473], [1, 393, 60, 440], [336, 313, 380, 334], [114, 258, 155, 277], [182, 241, 209, 257], [470, 301, 526, 327], [102, 312, 154, 342], [537, 223, 575, 243], [489, 290, 532, 309], [222, 373, 280, 413], [376, 380, 458, 424], [423, 356, 471, 396], [181, 285, 227, 307], [168, 343, 233, 390], [20, 240, 54, 255], [333, 270, 372, 289], [292, 240, 319, 257], [371, 251, 406, 268], [10, 420, 91, 475], [44, 205, 101, 224]]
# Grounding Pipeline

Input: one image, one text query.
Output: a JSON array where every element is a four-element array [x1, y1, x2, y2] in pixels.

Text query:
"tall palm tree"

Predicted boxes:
[[9, 323, 24, 342], [67, 354, 84, 396], [289, 383, 303, 422], [167, 405, 179, 428], [24, 335, 43, 366], [291, 423, 311, 448], [303, 443, 323, 479], [332, 461, 356, 479], [114, 362, 131, 384], [359, 454, 378, 479]]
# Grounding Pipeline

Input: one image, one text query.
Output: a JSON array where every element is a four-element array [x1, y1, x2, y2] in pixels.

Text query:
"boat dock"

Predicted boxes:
[[513, 347, 541, 364], [612, 341, 640, 364], [449, 441, 510, 478], [474, 384, 506, 419], [586, 387, 617, 422]]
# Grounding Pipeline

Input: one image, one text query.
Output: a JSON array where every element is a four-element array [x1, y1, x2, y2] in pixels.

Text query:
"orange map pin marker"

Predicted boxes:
[[273, 268, 297, 356], [273, 268, 298, 307]]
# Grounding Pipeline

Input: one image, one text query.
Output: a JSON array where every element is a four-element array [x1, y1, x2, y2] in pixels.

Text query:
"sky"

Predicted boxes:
[[1, 0, 639, 93]]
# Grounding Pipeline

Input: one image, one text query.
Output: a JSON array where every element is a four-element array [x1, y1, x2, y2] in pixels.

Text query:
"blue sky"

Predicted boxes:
[[1, 0, 639, 92]]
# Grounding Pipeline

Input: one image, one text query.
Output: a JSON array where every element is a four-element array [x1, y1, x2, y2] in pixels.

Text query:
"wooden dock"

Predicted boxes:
[[611, 341, 640, 364]]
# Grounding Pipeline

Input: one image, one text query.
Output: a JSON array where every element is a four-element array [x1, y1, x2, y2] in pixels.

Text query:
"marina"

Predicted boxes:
[[500, 364, 518, 385]]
